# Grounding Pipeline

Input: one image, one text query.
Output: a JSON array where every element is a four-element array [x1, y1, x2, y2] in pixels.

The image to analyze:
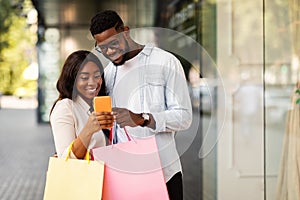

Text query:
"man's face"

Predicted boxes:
[[94, 27, 129, 66]]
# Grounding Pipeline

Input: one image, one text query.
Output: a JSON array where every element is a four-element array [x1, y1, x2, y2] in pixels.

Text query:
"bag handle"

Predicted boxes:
[[109, 126, 132, 144], [123, 127, 137, 144], [123, 127, 132, 141], [65, 141, 91, 164]]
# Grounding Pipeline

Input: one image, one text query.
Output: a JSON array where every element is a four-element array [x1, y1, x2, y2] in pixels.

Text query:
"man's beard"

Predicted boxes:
[[113, 52, 129, 66]]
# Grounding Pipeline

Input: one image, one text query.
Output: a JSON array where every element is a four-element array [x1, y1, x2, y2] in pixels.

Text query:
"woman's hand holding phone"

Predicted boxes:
[[93, 96, 114, 129]]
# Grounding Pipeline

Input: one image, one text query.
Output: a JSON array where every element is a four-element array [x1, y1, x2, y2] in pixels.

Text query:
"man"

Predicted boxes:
[[90, 10, 192, 200]]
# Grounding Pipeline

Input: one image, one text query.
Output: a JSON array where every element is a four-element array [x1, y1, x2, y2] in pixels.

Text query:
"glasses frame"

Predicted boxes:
[[94, 22, 125, 54], [95, 38, 120, 54]]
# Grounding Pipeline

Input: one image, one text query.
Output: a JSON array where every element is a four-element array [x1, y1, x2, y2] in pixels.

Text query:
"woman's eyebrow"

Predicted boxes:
[[79, 70, 100, 74], [79, 72, 89, 74]]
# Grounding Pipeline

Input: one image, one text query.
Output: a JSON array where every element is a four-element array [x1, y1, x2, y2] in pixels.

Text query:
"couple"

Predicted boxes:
[[50, 10, 192, 200]]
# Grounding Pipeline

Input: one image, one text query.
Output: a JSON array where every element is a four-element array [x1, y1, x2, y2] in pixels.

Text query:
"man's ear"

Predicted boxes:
[[123, 26, 130, 38]]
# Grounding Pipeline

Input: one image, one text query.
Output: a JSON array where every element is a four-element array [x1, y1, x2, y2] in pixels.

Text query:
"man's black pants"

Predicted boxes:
[[166, 172, 183, 200]]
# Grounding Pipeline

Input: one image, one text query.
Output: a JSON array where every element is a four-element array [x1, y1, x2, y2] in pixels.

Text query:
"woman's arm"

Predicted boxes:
[[50, 100, 114, 159], [50, 100, 78, 158], [72, 111, 114, 159]]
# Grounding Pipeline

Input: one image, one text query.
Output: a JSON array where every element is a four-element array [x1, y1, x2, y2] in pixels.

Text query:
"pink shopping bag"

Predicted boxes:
[[92, 136, 169, 200]]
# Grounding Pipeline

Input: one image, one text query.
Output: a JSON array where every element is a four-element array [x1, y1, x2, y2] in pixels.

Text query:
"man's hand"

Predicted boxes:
[[112, 107, 143, 128]]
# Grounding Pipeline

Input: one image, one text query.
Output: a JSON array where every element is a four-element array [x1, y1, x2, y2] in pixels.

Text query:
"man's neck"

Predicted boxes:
[[127, 42, 144, 60]]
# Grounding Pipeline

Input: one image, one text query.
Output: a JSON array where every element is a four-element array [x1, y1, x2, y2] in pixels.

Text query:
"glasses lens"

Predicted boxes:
[[95, 39, 120, 54], [109, 40, 119, 48]]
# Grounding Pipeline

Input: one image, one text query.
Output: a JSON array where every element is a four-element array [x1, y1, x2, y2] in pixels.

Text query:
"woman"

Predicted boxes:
[[50, 50, 114, 159]]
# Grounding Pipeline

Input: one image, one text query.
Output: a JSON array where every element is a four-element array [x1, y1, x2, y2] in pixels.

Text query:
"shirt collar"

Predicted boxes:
[[74, 95, 91, 112], [140, 43, 154, 56]]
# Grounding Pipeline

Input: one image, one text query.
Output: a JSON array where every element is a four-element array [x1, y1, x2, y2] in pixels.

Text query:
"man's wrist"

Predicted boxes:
[[140, 113, 150, 127]]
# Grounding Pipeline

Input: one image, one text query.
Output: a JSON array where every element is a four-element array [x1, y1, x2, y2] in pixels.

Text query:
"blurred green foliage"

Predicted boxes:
[[0, 0, 37, 96], [296, 89, 300, 104]]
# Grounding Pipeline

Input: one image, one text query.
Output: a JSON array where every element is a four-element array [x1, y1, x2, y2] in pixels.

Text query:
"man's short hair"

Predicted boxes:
[[90, 10, 124, 36]]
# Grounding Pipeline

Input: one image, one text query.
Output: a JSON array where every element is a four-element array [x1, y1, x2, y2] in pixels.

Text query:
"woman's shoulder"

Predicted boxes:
[[56, 98, 72, 107], [51, 98, 73, 116]]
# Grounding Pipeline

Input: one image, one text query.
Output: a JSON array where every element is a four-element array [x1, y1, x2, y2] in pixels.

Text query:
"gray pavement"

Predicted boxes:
[[0, 108, 55, 200]]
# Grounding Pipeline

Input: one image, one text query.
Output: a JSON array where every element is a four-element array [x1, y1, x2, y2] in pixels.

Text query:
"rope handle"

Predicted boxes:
[[65, 141, 90, 164], [109, 126, 132, 145], [123, 127, 131, 141], [123, 127, 136, 144]]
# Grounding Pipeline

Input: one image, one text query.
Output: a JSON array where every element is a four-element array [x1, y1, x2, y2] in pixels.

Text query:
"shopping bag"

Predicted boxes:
[[43, 141, 105, 200], [92, 136, 169, 200]]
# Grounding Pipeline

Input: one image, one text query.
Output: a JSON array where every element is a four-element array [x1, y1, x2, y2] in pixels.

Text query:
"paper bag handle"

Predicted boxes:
[[65, 141, 91, 164], [109, 127, 132, 144]]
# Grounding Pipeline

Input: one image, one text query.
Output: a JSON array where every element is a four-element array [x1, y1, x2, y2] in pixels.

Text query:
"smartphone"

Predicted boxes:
[[93, 96, 112, 112]]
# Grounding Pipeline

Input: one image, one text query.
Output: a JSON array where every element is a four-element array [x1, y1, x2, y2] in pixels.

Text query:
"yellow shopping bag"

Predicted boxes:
[[43, 141, 104, 200]]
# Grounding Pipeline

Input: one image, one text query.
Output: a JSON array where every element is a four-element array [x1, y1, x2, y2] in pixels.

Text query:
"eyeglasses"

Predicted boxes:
[[95, 39, 120, 54]]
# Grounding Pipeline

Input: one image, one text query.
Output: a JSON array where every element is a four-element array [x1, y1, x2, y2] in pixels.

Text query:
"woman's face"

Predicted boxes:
[[76, 61, 102, 103]]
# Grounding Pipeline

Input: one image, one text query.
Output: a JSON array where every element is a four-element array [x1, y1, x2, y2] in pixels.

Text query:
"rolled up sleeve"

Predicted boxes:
[[150, 56, 192, 133]]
